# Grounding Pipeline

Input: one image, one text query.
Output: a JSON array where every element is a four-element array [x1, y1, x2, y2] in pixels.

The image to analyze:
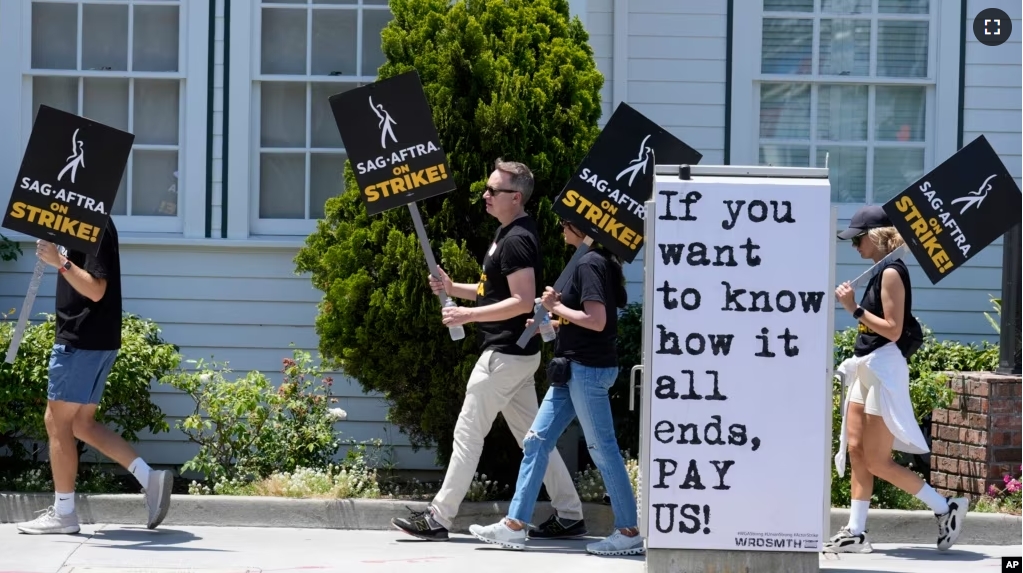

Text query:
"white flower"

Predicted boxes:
[[327, 408, 348, 421]]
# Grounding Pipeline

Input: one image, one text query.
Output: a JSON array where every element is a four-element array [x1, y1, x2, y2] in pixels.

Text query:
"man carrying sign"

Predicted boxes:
[[16, 220, 173, 535], [391, 159, 586, 541]]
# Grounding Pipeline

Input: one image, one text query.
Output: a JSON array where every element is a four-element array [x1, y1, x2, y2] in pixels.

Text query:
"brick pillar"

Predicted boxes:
[[929, 372, 1022, 498]]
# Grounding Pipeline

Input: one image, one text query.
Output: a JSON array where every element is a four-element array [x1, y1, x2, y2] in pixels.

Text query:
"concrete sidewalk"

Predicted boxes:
[[2, 494, 1021, 546], [1, 524, 1019, 573]]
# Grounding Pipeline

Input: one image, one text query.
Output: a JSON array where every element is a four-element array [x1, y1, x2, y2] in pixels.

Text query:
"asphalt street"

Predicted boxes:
[[0, 524, 1019, 573]]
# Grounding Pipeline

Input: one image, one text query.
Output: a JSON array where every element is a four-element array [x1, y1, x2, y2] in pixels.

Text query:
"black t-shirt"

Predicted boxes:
[[853, 258, 911, 358], [553, 250, 620, 368], [475, 215, 542, 356], [55, 219, 122, 350]]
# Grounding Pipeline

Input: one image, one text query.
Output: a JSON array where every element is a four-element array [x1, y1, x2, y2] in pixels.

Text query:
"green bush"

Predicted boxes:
[[0, 313, 180, 462], [293, 0, 604, 477], [160, 349, 347, 492]]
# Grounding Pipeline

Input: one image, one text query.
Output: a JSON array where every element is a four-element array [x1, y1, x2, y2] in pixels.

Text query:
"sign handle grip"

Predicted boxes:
[[515, 235, 595, 348], [5, 258, 46, 365], [407, 202, 449, 307]]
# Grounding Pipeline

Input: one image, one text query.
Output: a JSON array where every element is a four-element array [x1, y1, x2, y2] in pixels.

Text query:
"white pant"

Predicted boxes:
[[430, 349, 584, 528]]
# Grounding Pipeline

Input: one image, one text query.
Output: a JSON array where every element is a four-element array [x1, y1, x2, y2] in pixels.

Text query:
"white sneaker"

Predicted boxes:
[[469, 519, 527, 550], [16, 506, 80, 535], [936, 497, 969, 551], [586, 530, 645, 556], [822, 526, 872, 553], [144, 469, 173, 529]]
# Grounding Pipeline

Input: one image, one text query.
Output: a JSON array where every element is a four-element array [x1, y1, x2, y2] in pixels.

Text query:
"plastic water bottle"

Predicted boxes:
[[535, 298, 557, 342], [444, 298, 465, 341]]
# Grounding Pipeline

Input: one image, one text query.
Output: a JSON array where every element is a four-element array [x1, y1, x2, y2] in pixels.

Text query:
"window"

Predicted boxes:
[[731, 0, 959, 209], [27, 0, 188, 233], [250, 0, 394, 235]]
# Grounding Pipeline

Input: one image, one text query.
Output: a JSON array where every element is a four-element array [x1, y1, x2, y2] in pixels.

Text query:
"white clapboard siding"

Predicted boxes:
[[0, 242, 442, 470], [964, 1, 1022, 187]]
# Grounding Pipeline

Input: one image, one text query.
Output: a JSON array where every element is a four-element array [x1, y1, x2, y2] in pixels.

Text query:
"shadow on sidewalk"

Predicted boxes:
[[872, 546, 989, 562], [86, 527, 230, 552]]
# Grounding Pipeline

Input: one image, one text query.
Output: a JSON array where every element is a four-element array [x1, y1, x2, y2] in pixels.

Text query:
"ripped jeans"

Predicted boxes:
[[506, 361, 638, 529]]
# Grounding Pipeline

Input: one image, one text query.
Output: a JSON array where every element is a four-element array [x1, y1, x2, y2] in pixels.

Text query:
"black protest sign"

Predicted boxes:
[[328, 70, 455, 216], [3, 105, 133, 255], [882, 135, 1022, 285], [552, 102, 702, 263]]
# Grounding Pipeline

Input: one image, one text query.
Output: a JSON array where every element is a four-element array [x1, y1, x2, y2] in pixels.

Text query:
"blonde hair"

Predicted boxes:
[[867, 226, 905, 256]]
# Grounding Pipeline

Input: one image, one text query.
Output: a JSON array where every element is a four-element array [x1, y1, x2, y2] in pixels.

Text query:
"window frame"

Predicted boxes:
[[228, 0, 589, 239], [234, 1, 393, 238], [0, 0, 209, 240], [729, 0, 961, 220]]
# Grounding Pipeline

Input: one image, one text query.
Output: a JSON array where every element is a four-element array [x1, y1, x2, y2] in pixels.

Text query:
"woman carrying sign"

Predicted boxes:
[[828, 205, 969, 554], [468, 218, 643, 557]]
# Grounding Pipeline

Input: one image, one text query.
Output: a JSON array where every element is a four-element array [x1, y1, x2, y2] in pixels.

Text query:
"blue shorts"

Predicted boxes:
[[47, 343, 119, 405]]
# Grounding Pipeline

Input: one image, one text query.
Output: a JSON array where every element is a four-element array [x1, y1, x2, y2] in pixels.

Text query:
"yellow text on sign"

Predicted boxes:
[[561, 190, 643, 250], [365, 163, 449, 202], [8, 201, 101, 242], [894, 195, 953, 274]]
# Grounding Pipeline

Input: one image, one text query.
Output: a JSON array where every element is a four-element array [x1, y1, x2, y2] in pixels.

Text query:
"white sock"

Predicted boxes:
[[55, 491, 75, 516], [915, 483, 950, 514], [128, 457, 151, 488], [847, 499, 869, 535]]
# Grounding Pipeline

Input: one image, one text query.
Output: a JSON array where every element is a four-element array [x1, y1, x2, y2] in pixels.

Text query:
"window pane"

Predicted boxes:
[[132, 150, 179, 216], [134, 5, 180, 72], [313, 0, 358, 4], [33, 76, 78, 117], [760, 145, 810, 167], [761, 19, 813, 74], [878, 0, 928, 14], [82, 4, 128, 71], [764, 0, 813, 11], [819, 19, 870, 76], [760, 83, 810, 139], [310, 153, 347, 219], [311, 82, 357, 148], [873, 147, 924, 203], [262, 8, 307, 75], [261, 82, 307, 148], [362, 8, 394, 76], [822, 0, 871, 13], [32, 2, 78, 70], [260, 153, 306, 219], [363, 0, 389, 4], [134, 80, 180, 145], [83, 78, 129, 132], [818, 146, 867, 202], [877, 21, 928, 78], [311, 9, 357, 76], [818, 84, 867, 141], [875, 86, 925, 142]]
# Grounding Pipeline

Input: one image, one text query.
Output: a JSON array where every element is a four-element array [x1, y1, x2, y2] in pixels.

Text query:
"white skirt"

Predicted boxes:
[[833, 342, 931, 478]]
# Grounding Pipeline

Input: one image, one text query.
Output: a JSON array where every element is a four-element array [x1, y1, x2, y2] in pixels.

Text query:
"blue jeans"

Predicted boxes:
[[507, 361, 638, 529]]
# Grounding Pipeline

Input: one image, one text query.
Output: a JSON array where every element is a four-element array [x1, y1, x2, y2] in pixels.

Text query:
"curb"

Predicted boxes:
[[2, 493, 1019, 545]]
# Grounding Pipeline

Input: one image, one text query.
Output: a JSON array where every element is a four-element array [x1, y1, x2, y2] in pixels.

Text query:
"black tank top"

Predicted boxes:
[[853, 258, 912, 357]]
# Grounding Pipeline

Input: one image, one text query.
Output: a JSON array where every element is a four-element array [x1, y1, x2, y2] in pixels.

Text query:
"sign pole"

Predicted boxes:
[[515, 235, 593, 348], [844, 243, 910, 289], [407, 202, 449, 307], [5, 258, 46, 364]]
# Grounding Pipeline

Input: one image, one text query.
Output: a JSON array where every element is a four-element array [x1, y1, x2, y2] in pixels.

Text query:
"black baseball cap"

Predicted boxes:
[[837, 205, 892, 240]]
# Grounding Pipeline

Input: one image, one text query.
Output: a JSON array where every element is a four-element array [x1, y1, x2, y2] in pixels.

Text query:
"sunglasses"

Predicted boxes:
[[484, 184, 519, 196], [851, 231, 867, 246]]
